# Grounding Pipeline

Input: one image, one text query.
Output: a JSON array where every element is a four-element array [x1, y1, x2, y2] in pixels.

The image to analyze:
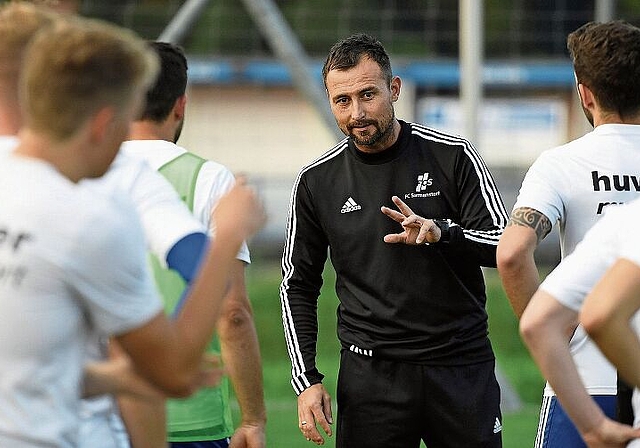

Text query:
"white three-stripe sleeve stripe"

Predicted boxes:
[[412, 123, 508, 227], [464, 228, 503, 245], [411, 124, 508, 243], [280, 140, 348, 393]]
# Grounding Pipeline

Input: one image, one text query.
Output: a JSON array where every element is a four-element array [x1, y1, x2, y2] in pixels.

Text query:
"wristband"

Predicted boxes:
[[433, 219, 450, 244]]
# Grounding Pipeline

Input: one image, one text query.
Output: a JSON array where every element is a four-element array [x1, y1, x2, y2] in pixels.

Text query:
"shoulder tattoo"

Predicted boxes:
[[508, 207, 552, 243]]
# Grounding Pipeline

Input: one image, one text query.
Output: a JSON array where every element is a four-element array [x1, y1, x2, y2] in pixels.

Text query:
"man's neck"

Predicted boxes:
[[14, 128, 84, 183], [128, 120, 173, 142], [594, 109, 640, 127], [0, 105, 21, 136]]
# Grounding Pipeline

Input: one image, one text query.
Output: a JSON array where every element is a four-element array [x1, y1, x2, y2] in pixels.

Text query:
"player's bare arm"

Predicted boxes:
[[218, 260, 267, 448], [507, 207, 552, 243], [582, 259, 640, 389], [497, 207, 552, 318], [520, 290, 640, 446]]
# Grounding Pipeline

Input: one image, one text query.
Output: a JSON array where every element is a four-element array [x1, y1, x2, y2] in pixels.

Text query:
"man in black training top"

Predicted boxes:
[[280, 33, 508, 447]]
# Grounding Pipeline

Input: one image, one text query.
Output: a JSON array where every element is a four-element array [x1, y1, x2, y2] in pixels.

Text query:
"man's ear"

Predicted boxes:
[[577, 83, 595, 110], [173, 94, 187, 121], [390, 76, 401, 102]]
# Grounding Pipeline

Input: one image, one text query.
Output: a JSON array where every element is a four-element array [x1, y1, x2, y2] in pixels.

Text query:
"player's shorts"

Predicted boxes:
[[335, 350, 502, 448], [170, 439, 230, 448], [618, 374, 635, 425], [534, 394, 615, 447]]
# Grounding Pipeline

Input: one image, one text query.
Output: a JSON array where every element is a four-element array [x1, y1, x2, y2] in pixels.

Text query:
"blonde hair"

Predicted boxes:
[[0, 2, 59, 78], [20, 17, 159, 141]]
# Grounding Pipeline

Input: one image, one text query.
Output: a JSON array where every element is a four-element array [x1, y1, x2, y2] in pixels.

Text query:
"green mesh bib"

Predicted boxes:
[[149, 152, 234, 441]]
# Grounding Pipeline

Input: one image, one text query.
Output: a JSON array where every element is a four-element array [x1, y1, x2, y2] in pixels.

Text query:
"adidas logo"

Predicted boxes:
[[493, 417, 502, 434], [341, 197, 361, 214]]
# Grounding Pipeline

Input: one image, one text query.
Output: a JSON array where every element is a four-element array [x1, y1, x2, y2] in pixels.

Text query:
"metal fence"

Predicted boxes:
[[76, 0, 640, 59]]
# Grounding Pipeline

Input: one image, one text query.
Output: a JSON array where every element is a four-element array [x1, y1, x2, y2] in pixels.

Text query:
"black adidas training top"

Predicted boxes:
[[281, 121, 508, 395]]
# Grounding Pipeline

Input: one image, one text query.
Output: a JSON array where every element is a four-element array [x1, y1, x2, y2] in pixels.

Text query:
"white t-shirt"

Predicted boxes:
[[514, 123, 640, 396], [85, 150, 206, 265], [121, 139, 250, 264], [0, 135, 18, 152], [80, 149, 209, 448], [76, 141, 251, 447], [0, 154, 162, 448], [540, 198, 640, 405]]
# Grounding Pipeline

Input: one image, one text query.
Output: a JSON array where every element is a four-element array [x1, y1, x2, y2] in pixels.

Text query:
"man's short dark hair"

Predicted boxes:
[[568, 20, 640, 119], [322, 33, 392, 88], [139, 41, 187, 122]]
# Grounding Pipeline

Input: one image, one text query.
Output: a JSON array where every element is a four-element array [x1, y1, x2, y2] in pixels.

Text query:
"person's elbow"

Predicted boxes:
[[125, 347, 204, 398], [217, 294, 254, 337], [115, 316, 213, 398], [162, 382, 195, 399], [580, 306, 614, 342], [497, 239, 528, 274], [497, 226, 538, 271], [519, 299, 547, 351], [147, 367, 201, 399]]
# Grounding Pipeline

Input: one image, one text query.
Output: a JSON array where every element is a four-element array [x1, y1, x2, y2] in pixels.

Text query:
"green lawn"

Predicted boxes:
[[240, 261, 545, 447]]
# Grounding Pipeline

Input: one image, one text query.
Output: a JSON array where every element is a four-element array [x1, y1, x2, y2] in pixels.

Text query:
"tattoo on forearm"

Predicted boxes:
[[508, 207, 552, 243]]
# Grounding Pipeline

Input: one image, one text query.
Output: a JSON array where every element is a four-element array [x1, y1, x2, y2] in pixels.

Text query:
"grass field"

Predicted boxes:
[[239, 260, 546, 447]]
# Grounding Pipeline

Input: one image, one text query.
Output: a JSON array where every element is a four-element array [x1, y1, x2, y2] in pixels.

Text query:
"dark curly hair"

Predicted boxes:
[[568, 21, 640, 119]]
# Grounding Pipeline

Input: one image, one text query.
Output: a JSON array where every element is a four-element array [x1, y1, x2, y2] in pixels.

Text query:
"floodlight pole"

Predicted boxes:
[[595, 0, 615, 22], [459, 0, 482, 149], [158, 0, 211, 44], [460, 0, 523, 412], [240, 0, 342, 140]]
